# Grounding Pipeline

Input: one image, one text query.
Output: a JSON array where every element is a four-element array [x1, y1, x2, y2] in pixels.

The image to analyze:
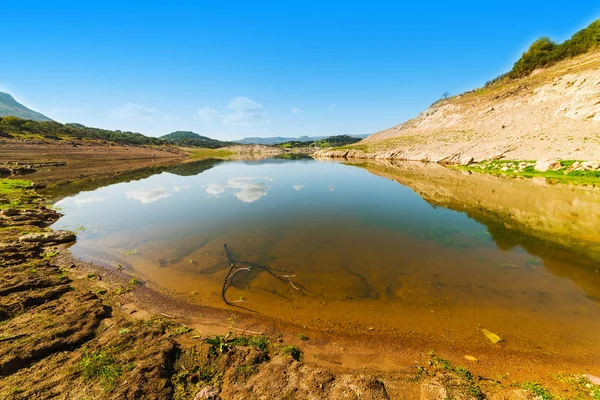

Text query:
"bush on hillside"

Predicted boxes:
[[509, 19, 600, 78]]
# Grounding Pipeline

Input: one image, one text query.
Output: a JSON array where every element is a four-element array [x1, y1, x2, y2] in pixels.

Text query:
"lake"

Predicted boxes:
[[52, 157, 600, 360]]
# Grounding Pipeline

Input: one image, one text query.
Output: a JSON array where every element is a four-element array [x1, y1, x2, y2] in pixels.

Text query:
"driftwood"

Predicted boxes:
[[221, 243, 305, 308]]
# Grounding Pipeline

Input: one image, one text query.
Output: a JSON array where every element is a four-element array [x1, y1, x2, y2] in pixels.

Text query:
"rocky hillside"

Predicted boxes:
[[317, 38, 600, 164], [0, 92, 52, 122]]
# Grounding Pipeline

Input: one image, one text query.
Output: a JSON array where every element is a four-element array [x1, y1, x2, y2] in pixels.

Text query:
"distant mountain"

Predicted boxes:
[[235, 134, 369, 145], [159, 131, 233, 149], [0, 91, 52, 122]]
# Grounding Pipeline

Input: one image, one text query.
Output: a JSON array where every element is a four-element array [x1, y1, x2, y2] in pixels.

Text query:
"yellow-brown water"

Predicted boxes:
[[53, 158, 600, 362]]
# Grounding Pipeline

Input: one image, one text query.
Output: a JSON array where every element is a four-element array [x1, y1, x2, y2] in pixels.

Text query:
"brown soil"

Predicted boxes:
[[0, 152, 597, 399], [0, 138, 186, 185]]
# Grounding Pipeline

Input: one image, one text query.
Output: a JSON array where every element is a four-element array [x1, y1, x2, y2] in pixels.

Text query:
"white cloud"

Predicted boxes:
[[291, 107, 302, 114], [197, 107, 219, 121], [222, 97, 266, 126], [110, 103, 168, 120], [125, 187, 171, 204], [197, 97, 268, 126], [293, 185, 304, 191]]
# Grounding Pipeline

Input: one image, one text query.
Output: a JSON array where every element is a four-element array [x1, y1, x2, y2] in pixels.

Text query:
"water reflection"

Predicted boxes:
[[73, 196, 105, 207], [125, 187, 172, 204], [51, 157, 600, 358], [205, 177, 271, 203]]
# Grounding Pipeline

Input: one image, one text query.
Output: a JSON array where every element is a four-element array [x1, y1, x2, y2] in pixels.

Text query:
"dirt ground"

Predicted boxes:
[[0, 138, 186, 183], [1, 146, 599, 399]]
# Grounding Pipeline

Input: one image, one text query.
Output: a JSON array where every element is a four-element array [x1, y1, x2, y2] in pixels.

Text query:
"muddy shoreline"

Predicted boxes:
[[1, 150, 600, 399]]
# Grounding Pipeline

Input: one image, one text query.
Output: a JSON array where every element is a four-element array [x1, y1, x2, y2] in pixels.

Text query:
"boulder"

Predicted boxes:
[[580, 161, 600, 170], [582, 374, 600, 385], [31, 182, 47, 189], [459, 156, 474, 166], [194, 386, 219, 400], [19, 230, 76, 244], [534, 159, 562, 172]]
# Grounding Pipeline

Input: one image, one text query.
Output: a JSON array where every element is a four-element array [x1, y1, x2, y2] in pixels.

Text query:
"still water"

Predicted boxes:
[[53, 158, 600, 357]]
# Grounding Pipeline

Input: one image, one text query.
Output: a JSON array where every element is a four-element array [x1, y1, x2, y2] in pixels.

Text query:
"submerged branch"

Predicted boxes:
[[221, 243, 305, 308]]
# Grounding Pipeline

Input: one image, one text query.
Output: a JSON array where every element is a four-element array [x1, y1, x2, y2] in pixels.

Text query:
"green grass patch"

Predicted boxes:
[[298, 333, 309, 341], [428, 354, 485, 400], [80, 347, 123, 392], [0, 178, 36, 209], [280, 345, 302, 361], [458, 160, 600, 185], [522, 381, 554, 400], [330, 143, 370, 152], [190, 148, 234, 159], [167, 324, 192, 337], [556, 374, 600, 399]]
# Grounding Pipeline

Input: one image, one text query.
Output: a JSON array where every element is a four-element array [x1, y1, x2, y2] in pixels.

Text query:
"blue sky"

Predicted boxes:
[[2, 1, 599, 140]]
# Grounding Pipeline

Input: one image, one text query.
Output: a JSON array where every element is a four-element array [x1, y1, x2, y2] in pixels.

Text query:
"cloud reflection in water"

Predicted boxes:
[[125, 187, 172, 204], [205, 177, 271, 203]]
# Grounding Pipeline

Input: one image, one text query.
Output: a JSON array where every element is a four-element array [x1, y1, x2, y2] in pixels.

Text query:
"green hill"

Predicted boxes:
[[236, 134, 368, 145], [276, 135, 362, 149], [0, 116, 166, 146], [160, 131, 232, 148], [0, 92, 52, 122]]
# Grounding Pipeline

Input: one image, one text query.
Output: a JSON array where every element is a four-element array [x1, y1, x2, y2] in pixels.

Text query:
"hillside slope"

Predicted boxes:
[[318, 49, 600, 164], [0, 92, 52, 122], [160, 131, 232, 148]]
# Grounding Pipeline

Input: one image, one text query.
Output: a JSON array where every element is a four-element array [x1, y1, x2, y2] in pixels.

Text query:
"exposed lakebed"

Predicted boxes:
[[52, 158, 600, 362]]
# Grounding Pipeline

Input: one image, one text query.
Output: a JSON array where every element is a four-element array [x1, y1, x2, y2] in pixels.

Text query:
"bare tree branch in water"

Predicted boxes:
[[277, 274, 300, 290], [221, 243, 306, 308]]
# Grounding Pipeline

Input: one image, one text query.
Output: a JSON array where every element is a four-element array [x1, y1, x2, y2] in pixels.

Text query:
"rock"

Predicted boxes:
[[582, 374, 600, 385], [534, 159, 562, 172], [19, 230, 76, 244], [194, 386, 219, 400], [421, 381, 448, 400], [459, 156, 474, 166], [1, 208, 20, 216], [31, 182, 47, 189], [580, 161, 600, 170], [12, 166, 36, 175]]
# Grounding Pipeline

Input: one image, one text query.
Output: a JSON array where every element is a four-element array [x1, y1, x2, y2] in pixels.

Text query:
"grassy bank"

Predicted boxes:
[[0, 178, 40, 209], [189, 148, 235, 159], [457, 160, 600, 185]]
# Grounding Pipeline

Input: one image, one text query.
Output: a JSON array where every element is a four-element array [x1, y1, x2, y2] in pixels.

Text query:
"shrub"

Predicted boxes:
[[509, 19, 600, 78]]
